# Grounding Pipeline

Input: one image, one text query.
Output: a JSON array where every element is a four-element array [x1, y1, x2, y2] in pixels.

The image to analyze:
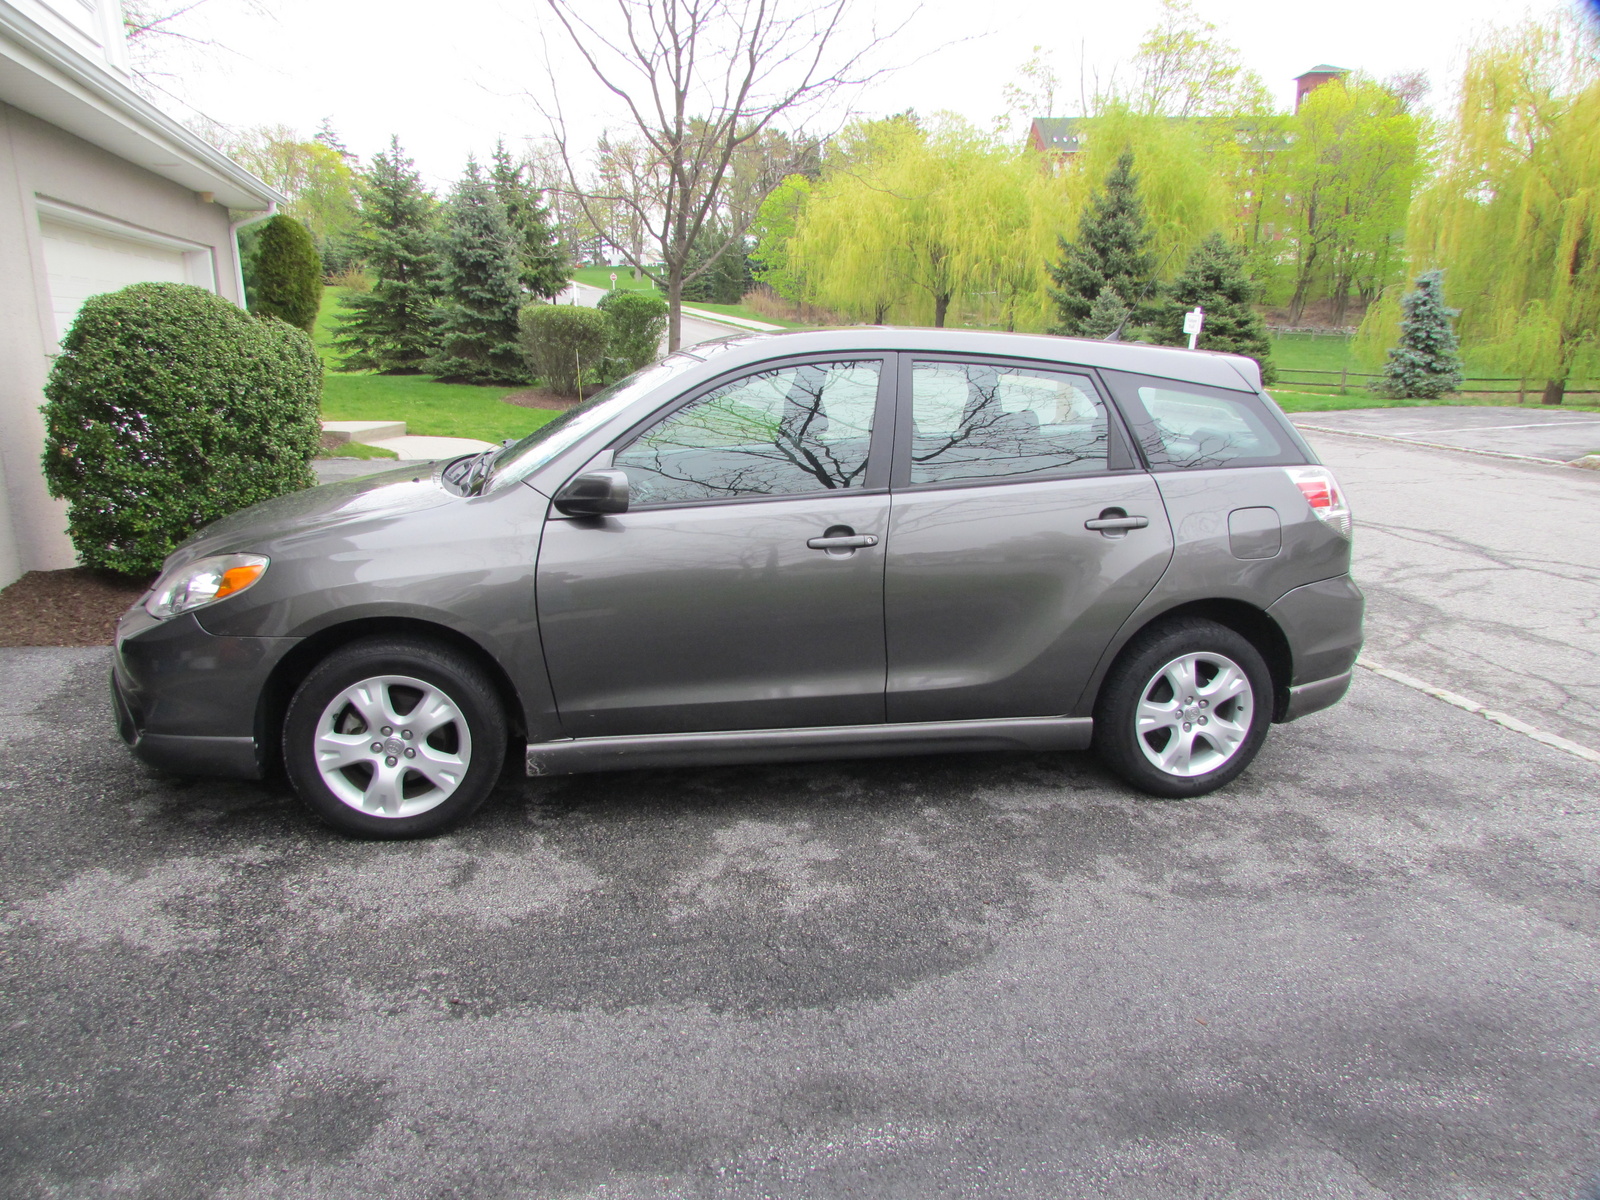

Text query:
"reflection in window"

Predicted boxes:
[[909, 362, 1109, 486], [1134, 386, 1284, 469], [615, 360, 880, 505]]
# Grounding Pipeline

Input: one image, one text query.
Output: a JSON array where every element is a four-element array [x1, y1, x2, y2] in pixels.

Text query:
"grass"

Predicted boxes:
[[319, 441, 399, 460], [315, 287, 558, 443]]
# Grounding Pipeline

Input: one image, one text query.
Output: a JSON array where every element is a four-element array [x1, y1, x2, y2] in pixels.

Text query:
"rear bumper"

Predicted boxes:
[[112, 607, 299, 780], [1267, 574, 1364, 722]]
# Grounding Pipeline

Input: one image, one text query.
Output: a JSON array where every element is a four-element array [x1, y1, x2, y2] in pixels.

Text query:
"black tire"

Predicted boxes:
[[283, 637, 507, 838], [1093, 617, 1273, 799]]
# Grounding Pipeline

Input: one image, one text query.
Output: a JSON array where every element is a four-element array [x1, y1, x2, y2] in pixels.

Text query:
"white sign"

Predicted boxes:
[[1183, 305, 1204, 349], [609, 272, 618, 288]]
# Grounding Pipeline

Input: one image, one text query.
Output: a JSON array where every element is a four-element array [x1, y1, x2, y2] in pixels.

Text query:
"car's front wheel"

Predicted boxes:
[[283, 638, 507, 838], [1093, 618, 1273, 798]]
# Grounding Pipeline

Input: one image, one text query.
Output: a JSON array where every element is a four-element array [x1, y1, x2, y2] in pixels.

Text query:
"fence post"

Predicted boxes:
[[1339, 366, 1348, 395]]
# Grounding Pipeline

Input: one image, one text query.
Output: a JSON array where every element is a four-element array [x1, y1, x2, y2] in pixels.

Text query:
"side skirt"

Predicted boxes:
[[526, 716, 1094, 777]]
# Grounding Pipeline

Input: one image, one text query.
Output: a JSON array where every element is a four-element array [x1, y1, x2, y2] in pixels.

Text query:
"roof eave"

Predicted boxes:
[[0, 1, 282, 210]]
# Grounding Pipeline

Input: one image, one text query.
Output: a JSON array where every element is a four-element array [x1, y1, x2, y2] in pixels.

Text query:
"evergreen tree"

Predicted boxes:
[[1374, 270, 1462, 399], [429, 157, 528, 384], [681, 224, 752, 304], [333, 137, 440, 373], [1047, 151, 1156, 335], [1153, 233, 1276, 382], [489, 140, 569, 301], [1079, 287, 1131, 339], [247, 214, 322, 333]]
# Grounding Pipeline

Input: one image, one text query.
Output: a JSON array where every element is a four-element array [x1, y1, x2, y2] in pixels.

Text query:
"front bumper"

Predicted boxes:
[[112, 606, 300, 780]]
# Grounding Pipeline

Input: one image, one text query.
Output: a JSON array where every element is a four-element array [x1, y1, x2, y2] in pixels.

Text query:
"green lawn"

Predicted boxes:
[[315, 287, 558, 443]]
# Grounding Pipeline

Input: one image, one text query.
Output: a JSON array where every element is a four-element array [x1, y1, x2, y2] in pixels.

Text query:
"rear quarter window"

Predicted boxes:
[[1101, 371, 1309, 470]]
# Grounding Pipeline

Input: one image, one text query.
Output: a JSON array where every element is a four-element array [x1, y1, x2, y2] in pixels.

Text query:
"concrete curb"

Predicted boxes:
[[1292, 422, 1587, 469], [1356, 658, 1600, 766]]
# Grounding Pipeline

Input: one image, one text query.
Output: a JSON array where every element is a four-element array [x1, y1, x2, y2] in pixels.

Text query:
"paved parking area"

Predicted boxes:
[[1293, 405, 1600, 463], [1, 645, 1598, 1198]]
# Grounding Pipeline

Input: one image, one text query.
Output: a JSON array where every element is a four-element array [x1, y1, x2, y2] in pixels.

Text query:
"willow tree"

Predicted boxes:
[[788, 119, 1060, 328], [1276, 76, 1421, 325], [1410, 19, 1600, 404]]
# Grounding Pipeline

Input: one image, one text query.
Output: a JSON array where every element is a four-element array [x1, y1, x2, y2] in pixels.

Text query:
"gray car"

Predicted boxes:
[[112, 329, 1362, 837]]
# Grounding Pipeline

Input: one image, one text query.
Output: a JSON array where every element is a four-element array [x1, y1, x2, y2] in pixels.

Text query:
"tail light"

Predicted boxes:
[[1285, 466, 1352, 539]]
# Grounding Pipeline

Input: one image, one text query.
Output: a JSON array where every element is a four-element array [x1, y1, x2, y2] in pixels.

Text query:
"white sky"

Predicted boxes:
[[149, 0, 1577, 188]]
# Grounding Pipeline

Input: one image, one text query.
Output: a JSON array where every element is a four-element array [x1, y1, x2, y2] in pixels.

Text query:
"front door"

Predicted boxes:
[[884, 356, 1174, 723], [537, 357, 893, 738]]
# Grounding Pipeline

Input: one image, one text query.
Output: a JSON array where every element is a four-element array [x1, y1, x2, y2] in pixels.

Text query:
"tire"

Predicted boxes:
[[283, 637, 507, 838], [1093, 617, 1273, 799]]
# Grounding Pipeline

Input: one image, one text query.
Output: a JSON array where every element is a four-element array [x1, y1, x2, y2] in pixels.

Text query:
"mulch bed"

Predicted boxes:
[[503, 387, 583, 411], [0, 568, 153, 647]]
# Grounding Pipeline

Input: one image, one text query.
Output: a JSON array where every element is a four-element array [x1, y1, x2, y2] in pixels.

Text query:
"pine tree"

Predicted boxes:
[[1078, 287, 1131, 339], [1374, 270, 1463, 400], [1047, 151, 1156, 335], [333, 137, 440, 373], [248, 214, 322, 333], [489, 140, 569, 301], [1153, 233, 1276, 382], [429, 157, 528, 384]]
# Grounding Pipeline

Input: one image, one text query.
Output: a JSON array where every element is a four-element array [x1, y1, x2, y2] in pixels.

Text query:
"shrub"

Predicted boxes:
[[1372, 271, 1463, 399], [41, 282, 322, 576], [249, 214, 323, 333], [597, 289, 668, 372], [519, 303, 609, 397]]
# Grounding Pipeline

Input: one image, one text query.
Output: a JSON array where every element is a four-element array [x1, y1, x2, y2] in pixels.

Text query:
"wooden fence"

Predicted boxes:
[[1275, 367, 1600, 398]]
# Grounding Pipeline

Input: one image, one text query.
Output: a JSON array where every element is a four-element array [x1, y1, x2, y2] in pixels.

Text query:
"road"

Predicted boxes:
[[1297, 421, 1600, 755], [3, 419, 1599, 1198], [559, 280, 779, 352]]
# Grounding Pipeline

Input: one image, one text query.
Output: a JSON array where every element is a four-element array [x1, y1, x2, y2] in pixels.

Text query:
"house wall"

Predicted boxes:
[[0, 98, 243, 587]]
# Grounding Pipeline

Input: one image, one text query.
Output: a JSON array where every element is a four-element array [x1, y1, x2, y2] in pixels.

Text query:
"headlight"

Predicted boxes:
[[145, 553, 270, 620]]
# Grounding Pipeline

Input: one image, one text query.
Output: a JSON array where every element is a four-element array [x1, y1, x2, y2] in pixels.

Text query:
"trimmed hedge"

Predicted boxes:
[[597, 289, 668, 372], [42, 282, 322, 575], [250, 214, 323, 333], [519, 303, 609, 397]]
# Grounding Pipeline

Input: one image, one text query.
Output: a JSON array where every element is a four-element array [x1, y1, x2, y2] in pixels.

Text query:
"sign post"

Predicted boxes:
[[609, 271, 618, 291], [1183, 306, 1204, 350]]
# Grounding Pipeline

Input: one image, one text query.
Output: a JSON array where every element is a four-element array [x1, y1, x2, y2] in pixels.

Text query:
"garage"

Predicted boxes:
[[37, 215, 209, 342]]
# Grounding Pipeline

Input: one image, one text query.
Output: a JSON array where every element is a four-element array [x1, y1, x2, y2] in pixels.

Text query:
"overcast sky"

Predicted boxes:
[[148, 0, 1578, 187]]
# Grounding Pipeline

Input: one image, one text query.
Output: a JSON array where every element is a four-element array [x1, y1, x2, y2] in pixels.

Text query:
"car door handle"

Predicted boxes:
[[1084, 515, 1149, 531], [807, 534, 879, 550]]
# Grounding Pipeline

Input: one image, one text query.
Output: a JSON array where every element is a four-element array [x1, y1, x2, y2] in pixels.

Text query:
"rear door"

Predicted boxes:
[[883, 354, 1174, 723]]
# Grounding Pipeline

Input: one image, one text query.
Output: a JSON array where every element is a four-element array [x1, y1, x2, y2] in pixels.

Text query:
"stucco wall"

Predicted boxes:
[[0, 98, 244, 587]]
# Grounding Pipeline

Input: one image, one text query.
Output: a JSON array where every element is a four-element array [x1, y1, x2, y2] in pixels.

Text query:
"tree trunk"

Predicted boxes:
[[933, 292, 950, 328], [667, 272, 683, 353], [1287, 246, 1318, 325], [1541, 378, 1565, 406], [1330, 278, 1351, 328]]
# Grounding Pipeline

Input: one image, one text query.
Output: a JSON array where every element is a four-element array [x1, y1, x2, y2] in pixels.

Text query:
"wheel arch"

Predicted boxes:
[[254, 617, 529, 775], [1081, 598, 1295, 722]]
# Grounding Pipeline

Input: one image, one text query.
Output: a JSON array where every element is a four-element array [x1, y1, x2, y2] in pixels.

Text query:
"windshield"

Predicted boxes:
[[485, 354, 705, 489]]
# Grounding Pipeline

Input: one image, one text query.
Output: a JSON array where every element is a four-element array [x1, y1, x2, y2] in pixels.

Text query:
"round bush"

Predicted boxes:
[[596, 289, 668, 372], [519, 303, 609, 397], [42, 282, 323, 576]]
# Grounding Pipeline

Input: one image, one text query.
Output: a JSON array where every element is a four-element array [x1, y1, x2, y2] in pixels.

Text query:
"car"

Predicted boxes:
[[111, 328, 1362, 838]]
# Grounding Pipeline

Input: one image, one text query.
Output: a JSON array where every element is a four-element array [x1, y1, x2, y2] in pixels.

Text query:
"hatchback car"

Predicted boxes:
[[112, 329, 1362, 837]]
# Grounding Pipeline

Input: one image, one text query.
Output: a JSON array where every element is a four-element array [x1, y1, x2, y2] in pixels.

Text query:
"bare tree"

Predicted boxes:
[[537, 0, 902, 350]]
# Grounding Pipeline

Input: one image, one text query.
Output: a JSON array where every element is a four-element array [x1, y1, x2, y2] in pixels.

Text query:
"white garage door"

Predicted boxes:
[[39, 218, 191, 342]]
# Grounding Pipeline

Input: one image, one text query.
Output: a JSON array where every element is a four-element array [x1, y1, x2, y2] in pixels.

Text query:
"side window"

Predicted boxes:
[[908, 361, 1110, 486], [1130, 384, 1287, 469], [614, 360, 880, 506]]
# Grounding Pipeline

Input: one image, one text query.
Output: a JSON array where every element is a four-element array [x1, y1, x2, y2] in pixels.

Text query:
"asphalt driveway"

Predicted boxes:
[[1294, 405, 1600, 463], [1, 643, 1598, 1198]]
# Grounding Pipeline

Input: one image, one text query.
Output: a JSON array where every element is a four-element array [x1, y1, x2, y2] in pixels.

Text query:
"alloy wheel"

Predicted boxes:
[[1134, 651, 1254, 778], [312, 674, 473, 818]]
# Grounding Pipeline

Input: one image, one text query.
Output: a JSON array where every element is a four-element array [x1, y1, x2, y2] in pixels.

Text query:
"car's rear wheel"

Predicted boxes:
[[283, 638, 506, 838], [1093, 618, 1272, 798]]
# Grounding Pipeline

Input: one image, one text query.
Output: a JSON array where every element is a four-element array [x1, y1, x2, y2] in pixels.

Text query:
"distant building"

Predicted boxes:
[[1294, 65, 1350, 112], [0, 0, 281, 587]]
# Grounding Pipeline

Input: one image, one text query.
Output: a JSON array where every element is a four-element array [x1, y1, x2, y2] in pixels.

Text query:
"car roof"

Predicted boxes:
[[678, 326, 1264, 392]]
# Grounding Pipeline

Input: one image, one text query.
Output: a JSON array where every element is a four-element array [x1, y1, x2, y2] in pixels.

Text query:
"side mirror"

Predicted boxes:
[[553, 469, 630, 516]]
